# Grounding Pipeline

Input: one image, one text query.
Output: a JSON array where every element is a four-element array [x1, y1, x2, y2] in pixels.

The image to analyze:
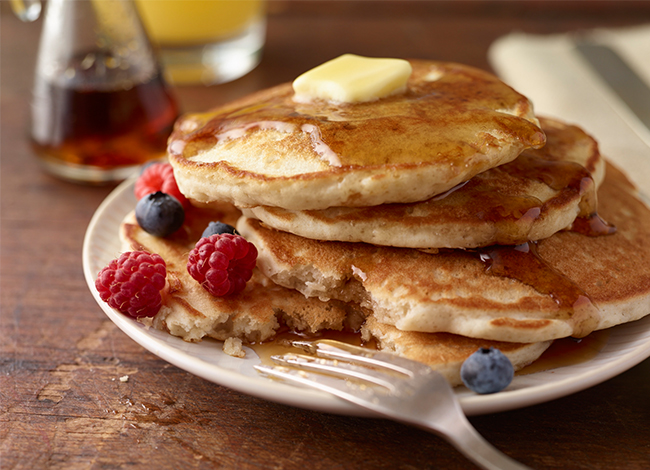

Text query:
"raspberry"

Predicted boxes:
[[95, 251, 167, 318], [187, 234, 257, 297], [135, 162, 189, 208]]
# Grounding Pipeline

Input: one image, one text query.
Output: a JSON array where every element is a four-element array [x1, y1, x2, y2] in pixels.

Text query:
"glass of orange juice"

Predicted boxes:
[[135, 0, 266, 85]]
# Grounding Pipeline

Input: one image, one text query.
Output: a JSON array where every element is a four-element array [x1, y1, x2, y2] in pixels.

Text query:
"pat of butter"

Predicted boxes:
[[293, 54, 412, 103]]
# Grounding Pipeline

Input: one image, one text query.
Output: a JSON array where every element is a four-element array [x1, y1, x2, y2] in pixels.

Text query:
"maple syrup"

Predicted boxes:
[[250, 329, 376, 367], [250, 327, 608, 376], [169, 61, 545, 169], [517, 329, 610, 375], [31, 70, 179, 183], [27, 0, 180, 184], [570, 213, 617, 237], [476, 242, 600, 338]]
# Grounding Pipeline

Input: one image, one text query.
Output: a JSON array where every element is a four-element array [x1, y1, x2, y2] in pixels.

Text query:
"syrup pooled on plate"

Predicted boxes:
[[517, 329, 610, 375], [250, 327, 609, 376], [249, 329, 376, 367]]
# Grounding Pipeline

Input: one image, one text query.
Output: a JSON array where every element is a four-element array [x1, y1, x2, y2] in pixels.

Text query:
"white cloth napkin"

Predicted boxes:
[[488, 24, 650, 198]]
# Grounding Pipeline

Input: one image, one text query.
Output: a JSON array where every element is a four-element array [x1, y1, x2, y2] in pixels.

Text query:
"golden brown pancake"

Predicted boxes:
[[360, 316, 551, 386], [243, 117, 604, 249], [169, 60, 545, 211], [120, 204, 354, 344], [118, 201, 549, 383], [238, 162, 650, 343]]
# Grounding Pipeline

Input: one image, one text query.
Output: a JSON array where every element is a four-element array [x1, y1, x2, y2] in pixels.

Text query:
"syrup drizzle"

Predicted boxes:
[[388, 121, 614, 247], [471, 152, 599, 243], [570, 212, 617, 237], [476, 241, 600, 337], [168, 62, 546, 169], [456, 125, 617, 243]]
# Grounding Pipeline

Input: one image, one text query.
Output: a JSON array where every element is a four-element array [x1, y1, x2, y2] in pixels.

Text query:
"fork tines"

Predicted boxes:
[[254, 339, 433, 398], [292, 339, 429, 377]]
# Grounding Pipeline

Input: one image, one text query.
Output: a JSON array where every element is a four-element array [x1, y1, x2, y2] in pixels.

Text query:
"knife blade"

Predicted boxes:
[[575, 42, 650, 132]]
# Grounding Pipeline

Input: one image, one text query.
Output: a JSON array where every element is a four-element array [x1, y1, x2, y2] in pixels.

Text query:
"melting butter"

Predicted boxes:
[[292, 54, 412, 103]]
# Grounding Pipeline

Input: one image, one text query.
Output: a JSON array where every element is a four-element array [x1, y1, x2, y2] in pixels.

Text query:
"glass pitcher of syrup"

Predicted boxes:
[[14, 0, 179, 184]]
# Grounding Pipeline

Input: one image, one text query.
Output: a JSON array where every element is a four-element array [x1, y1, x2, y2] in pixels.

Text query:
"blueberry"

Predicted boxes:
[[460, 347, 514, 394], [135, 191, 185, 237], [201, 221, 238, 239]]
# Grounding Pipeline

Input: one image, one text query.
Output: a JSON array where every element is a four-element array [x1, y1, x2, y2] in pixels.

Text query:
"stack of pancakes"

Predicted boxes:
[[121, 60, 650, 386]]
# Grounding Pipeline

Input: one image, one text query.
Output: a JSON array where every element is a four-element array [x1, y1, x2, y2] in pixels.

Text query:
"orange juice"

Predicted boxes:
[[135, 0, 265, 46]]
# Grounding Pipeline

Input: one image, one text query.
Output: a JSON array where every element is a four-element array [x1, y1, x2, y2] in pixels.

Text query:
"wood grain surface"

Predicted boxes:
[[2, 2, 650, 469]]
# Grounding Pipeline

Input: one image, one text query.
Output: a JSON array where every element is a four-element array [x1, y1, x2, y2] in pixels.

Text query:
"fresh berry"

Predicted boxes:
[[139, 160, 160, 175], [201, 221, 238, 238], [135, 162, 189, 207], [187, 234, 257, 296], [460, 347, 514, 394], [135, 191, 185, 237], [95, 251, 167, 318]]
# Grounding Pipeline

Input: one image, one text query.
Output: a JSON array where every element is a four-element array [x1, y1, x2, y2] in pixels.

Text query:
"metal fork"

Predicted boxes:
[[255, 339, 530, 470]]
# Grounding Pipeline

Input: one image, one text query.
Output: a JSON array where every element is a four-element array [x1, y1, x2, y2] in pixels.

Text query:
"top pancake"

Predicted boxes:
[[243, 117, 604, 249], [169, 60, 545, 211], [238, 162, 650, 343]]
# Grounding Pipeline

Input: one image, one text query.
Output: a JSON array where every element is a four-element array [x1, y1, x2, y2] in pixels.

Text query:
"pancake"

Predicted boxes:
[[169, 60, 545, 211], [243, 117, 604, 249], [120, 203, 355, 344], [360, 316, 551, 387], [238, 162, 650, 343], [118, 202, 549, 384]]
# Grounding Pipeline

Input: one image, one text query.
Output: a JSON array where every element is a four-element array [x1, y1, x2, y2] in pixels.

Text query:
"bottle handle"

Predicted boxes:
[[10, 0, 42, 22]]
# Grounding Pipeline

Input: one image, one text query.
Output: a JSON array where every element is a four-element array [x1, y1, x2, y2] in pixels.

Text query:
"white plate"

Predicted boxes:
[[83, 178, 650, 416]]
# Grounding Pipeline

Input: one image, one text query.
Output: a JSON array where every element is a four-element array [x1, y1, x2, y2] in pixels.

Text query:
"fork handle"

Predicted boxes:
[[433, 418, 532, 470]]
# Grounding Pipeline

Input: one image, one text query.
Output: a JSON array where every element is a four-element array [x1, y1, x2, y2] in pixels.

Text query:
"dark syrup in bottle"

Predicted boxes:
[[31, 52, 179, 183]]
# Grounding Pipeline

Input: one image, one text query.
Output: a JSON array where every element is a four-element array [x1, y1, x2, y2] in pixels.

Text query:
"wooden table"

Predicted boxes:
[[3, 2, 650, 468]]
